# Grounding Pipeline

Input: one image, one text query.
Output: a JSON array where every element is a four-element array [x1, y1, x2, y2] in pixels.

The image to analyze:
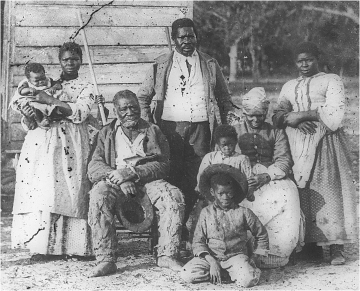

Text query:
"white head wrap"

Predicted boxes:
[[242, 87, 270, 114]]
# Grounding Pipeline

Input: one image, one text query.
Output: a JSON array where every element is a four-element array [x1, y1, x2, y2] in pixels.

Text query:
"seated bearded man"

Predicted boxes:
[[87, 90, 185, 277]]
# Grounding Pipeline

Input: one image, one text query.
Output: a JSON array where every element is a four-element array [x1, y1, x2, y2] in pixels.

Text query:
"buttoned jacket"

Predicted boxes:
[[137, 50, 234, 138]]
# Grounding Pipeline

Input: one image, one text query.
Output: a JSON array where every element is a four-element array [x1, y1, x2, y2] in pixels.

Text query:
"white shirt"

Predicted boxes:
[[114, 121, 146, 169], [162, 50, 208, 122]]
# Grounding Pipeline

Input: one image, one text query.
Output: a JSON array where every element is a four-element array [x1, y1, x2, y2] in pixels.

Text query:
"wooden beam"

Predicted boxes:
[[15, 27, 170, 46], [13, 46, 169, 65], [2, 1, 14, 122], [15, 1, 190, 7], [15, 6, 185, 27], [10, 63, 153, 86]]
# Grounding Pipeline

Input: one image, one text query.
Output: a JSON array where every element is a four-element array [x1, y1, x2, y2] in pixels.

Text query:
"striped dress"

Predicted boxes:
[[273, 72, 357, 245]]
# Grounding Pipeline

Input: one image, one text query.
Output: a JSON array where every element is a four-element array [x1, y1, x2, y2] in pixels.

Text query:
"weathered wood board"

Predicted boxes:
[[2, 0, 193, 151]]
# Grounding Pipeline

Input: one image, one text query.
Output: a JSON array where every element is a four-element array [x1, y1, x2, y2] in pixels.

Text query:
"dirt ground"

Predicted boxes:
[[1, 213, 359, 290], [1, 79, 359, 290]]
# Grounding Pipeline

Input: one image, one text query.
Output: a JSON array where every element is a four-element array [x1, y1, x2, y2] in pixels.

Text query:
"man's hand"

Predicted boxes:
[[107, 168, 137, 186], [205, 255, 222, 285], [120, 181, 137, 197], [297, 121, 317, 135], [248, 173, 270, 190]]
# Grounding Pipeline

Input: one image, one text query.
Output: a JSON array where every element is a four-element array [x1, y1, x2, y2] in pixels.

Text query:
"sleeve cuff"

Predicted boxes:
[[128, 165, 140, 183], [196, 251, 210, 258], [66, 103, 77, 120], [267, 165, 286, 180]]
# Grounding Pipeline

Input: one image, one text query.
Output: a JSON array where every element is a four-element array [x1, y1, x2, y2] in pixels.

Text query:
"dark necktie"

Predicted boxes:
[[185, 59, 192, 74]]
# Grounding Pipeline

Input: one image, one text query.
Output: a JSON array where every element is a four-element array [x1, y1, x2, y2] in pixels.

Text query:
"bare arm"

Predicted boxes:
[[28, 91, 73, 116]]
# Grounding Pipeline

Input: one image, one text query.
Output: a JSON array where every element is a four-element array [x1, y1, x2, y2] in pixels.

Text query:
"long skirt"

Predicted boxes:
[[299, 129, 358, 246], [241, 178, 304, 268], [11, 211, 93, 256]]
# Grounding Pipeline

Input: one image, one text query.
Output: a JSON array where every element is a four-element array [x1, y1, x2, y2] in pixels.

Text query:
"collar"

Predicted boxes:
[[220, 151, 236, 159], [59, 72, 79, 82], [174, 49, 198, 63], [213, 201, 237, 211], [296, 72, 325, 81]]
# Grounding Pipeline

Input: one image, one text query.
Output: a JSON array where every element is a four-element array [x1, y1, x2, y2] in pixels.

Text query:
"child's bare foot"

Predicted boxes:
[[89, 262, 117, 277], [157, 256, 183, 272]]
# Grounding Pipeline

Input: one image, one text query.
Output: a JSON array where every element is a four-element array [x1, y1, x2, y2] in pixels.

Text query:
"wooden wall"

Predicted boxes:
[[2, 0, 193, 152]]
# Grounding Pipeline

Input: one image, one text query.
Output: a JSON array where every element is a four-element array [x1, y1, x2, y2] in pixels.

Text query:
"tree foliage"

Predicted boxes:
[[194, 1, 359, 80]]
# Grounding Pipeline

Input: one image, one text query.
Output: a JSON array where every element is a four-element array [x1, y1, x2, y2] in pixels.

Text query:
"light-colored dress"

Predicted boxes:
[[274, 72, 357, 246], [11, 77, 95, 256], [233, 120, 303, 268]]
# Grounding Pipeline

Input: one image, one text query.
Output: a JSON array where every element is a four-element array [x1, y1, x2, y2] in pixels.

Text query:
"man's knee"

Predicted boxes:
[[89, 181, 117, 214], [180, 258, 209, 284], [180, 268, 195, 283], [147, 180, 185, 206]]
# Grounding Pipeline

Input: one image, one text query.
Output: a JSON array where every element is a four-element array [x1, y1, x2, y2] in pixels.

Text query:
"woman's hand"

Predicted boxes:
[[205, 255, 222, 285], [297, 121, 317, 135], [283, 112, 304, 127], [27, 91, 56, 105], [248, 173, 270, 190], [21, 104, 35, 119], [95, 94, 105, 105]]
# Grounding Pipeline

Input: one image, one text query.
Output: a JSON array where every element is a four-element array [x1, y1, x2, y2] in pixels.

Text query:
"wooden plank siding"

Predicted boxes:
[[3, 0, 193, 152]]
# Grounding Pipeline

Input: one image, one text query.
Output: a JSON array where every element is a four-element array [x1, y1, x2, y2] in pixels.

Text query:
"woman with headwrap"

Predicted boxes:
[[232, 87, 304, 268], [273, 42, 357, 265]]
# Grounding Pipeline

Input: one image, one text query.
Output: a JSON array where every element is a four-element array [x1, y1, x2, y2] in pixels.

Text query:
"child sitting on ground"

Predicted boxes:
[[11, 63, 66, 130], [181, 164, 269, 288]]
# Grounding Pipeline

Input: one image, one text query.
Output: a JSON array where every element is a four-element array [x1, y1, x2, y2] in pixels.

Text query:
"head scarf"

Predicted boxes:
[[242, 87, 270, 114]]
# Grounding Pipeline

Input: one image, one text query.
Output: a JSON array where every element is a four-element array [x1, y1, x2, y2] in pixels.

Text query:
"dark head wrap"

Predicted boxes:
[[294, 41, 320, 59]]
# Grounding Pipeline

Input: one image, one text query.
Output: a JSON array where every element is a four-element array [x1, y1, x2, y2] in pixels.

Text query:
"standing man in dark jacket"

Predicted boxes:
[[137, 18, 234, 225], [88, 90, 185, 277]]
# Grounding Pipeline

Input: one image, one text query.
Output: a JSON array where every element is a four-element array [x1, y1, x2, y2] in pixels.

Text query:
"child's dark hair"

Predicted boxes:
[[210, 173, 235, 190], [58, 42, 82, 62], [24, 63, 45, 79], [214, 124, 237, 143]]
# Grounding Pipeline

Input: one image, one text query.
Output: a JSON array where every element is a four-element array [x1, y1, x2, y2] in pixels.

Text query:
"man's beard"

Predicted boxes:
[[121, 119, 139, 128]]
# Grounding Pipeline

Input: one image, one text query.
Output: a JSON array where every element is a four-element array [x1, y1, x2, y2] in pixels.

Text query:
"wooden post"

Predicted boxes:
[[76, 11, 107, 125]]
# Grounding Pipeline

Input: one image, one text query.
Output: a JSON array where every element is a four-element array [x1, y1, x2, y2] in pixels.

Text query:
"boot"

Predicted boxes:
[[330, 244, 345, 265], [297, 242, 323, 260]]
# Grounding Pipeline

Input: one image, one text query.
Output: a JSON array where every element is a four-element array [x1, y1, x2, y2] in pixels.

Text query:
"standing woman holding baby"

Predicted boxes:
[[11, 42, 95, 260], [273, 42, 357, 265]]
